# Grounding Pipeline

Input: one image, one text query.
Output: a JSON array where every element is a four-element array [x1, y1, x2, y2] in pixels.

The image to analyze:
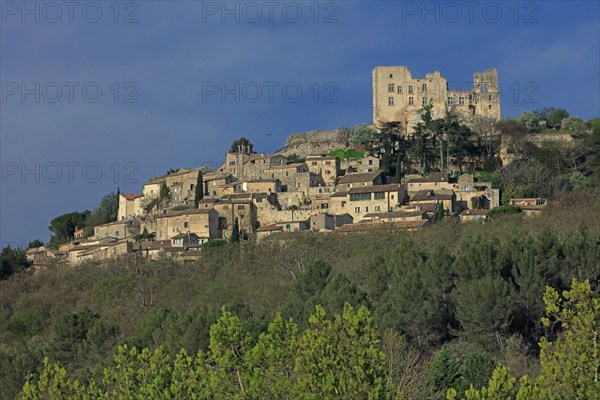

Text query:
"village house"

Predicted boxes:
[[164, 168, 202, 206], [156, 209, 219, 241], [510, 198, 548, 216], [212, 198, 257, 239], [336, 171, 383, 192], [305, 155, 340, 185], [143, 178, 166, 199], [68, 238, 133, 264], [341, 155, 380, 174], [409, 189, 455, 214], [459, 209, 489, 223], [362, 210, 429, 223], [242, 179, 281, 194], [94, 219, 141, 240], [203, 172, 235, 197], [118, 193, 144, 220], [25, 246, 57, 267], [309, 213, 353, 232], [453, 174, 500, 210], [330, 183, 406, 222], [171, 232, 202, 247], [406, 172, 453, 194]]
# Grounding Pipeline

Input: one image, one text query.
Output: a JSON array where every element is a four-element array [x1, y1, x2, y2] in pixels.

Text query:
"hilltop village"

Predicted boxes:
[[27, 66, 553, 265]]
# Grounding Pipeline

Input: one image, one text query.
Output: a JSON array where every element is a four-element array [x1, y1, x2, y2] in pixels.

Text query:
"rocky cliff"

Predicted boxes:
[[277, 129, 351, 158]]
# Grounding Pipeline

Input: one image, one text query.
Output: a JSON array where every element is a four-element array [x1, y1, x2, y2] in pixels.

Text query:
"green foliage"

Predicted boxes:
[[448, 279, 600, 399], [1, 246, 31, 279], [134, 227, 155, 242], [27, 240, 44, 249], [518, 112, 541, 133], [21, 304, 389, 400], [48, 211, 90, 246], [159, 182, 171, 201], [294, 304, 387, 399], [487, 204, 522, 219], [5, 311, 44, 337], [350, 123, 378, 146], [230, 137, 255, 153], [561, 116, 588, 135], [85, 192, 119, 229]]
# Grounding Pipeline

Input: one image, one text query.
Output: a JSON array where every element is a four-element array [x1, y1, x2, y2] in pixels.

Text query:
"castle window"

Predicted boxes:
[[354, 207, 361, 213], [388, 84, 394, 93], [184, 222, 189, 228], [459, 97, 465, 105], [388, 97, 394, 106], [448, 97, 453, 105], [389, 73, 393, 78], [489, 104, 492, 110], [408, 85, 413, 93], [397, 86, 402, 94], [422, 83, 427, 92], [480, 83, 488, 92], [422, 97, 427, 105], [488, 94, 492, 101], [409, 97, 414, 106], [375, 205, 381, 212]]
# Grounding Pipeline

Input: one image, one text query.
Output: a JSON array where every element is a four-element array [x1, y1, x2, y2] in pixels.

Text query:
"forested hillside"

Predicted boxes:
[[1, 190, 599, 399]]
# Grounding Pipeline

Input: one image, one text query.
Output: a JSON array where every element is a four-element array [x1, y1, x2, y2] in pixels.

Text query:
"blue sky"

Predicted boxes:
[[1, 0, 599, 247]]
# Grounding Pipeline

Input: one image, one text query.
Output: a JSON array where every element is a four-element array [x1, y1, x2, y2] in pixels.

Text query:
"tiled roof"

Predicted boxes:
[[461, 209, 490, 216], [256, 223, 282, 232], [120, 193, 144, 200], [171, 232, 200, 239], [348, 184, 400, 194], [158, 209, 213, 218], [330, 191, 348, 198], [363, 211, 426, 219], [410, 190, 454, 202], [145, 178, 166, 185], [337, 171, 381, 184]]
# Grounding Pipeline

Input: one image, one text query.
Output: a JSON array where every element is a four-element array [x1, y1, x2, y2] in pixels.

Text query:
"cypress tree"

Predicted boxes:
[[195, 171, 204, 208], [231, 218, 240, 243]]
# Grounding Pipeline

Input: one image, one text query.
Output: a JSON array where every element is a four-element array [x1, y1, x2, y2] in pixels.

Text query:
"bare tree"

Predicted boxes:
[[471, 116, 499, 158]]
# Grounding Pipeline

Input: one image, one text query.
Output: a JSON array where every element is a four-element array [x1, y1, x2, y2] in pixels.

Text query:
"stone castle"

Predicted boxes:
[[372, 66, 500, 133]]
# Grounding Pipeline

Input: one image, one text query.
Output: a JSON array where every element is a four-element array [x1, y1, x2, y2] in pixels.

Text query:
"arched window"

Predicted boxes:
[[408, 85, 413, 94]]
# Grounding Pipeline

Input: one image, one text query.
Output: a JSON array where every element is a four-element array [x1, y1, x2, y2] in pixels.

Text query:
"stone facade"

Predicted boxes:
[[94, 219, 141, 240], [156, 209, 218, 241], [373, 66, 500, 133], [118, 193, 144, 220]]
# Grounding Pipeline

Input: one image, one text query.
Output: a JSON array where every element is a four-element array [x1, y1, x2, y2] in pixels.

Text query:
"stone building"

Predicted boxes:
[[156, 209, 219, 241], [94, 219, 141, 240], [118, 193, 144, 220], [305, 155, 340, 185], [330, 184, 405, 222], [373, 66, 500, 133]]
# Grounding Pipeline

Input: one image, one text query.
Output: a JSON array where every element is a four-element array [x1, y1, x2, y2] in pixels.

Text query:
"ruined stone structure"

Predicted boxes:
[[373, 66, 500, 133]]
